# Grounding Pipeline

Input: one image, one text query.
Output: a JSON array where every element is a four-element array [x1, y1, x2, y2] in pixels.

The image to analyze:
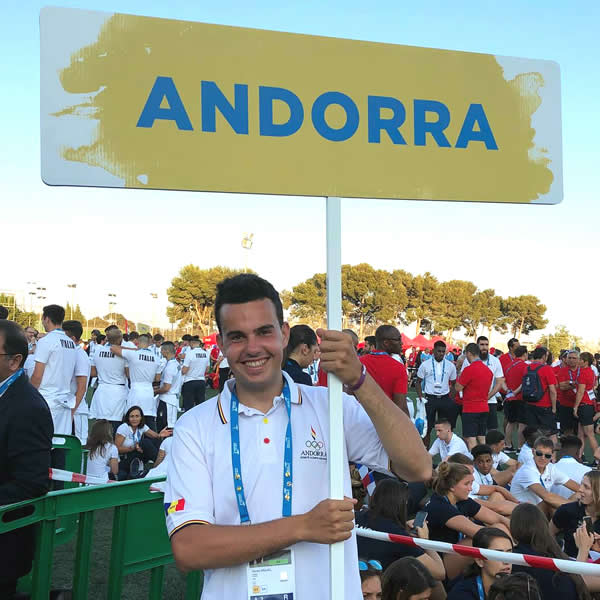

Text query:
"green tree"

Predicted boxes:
[[464, 289, 505, 339], [286, 273, 327, 326], [404, 272, 440, 334], [65, 302, 86, 323], [342, 264, 407, 338], [0, 294, 37, 328], [501, 295, 548, 337], [167, 265, 248, 335], [432, 280, 477, 341], [537, 326, 581, 358]]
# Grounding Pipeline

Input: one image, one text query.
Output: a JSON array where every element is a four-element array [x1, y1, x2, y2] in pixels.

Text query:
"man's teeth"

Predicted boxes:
[[246, 359, 267, 367]]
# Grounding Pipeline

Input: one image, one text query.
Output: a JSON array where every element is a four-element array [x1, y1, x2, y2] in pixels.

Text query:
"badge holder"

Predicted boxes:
[[247, 548, 296, 600]]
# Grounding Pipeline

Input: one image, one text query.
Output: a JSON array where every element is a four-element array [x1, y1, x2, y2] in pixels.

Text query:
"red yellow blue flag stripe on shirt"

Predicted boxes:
[[164, 498, 185, 515]]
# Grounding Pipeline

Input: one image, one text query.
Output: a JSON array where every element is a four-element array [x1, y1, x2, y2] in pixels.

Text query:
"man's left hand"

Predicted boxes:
[[316, 329, 362, 386]]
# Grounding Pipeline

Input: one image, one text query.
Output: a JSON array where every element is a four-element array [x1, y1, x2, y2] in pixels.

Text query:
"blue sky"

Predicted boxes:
[[2, 1, 599, 343]]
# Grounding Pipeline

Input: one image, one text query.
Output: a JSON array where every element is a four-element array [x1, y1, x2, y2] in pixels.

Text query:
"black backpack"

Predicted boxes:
[[522, 364, 545, 403]]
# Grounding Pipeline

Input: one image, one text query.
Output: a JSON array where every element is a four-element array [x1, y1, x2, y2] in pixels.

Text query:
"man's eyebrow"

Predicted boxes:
[[225, 330, 246, 339], [256, 324, 275, 333]]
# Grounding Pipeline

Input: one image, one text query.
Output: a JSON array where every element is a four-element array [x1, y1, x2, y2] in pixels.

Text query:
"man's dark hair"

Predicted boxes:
[[214, 274, 283, 333], [477, 336, 489, 344], [0, 306, 8, 319], [43, 304, 65, 325], [129, 331, 139, 341], [105, 324, 118, 333], [522, 427, 540, 447], [485, 429, 505, 445], [514, 345, 528, 358], [123, 333, 129, 342], [161, 341, 175, 355], [558, 434, 583, 457], [435, 418, 452, 428], [465, 342, 480, 357], [97, 334, 106, 344], [433, 340, 447, 349], [138, 333, 151, 344], [62, 320, 83, 341], [153, 333, 164, 343], [507, 338, 519, 350], [532, 346, 548, 361], [375, 324, 400, 348], [364, 335, 376, 347], [0, 320, 28, 367], [533, 436, 554, 451], [191, 335, 201, 342], [472, 444, 493, 459], [182, 334, 192, 342]]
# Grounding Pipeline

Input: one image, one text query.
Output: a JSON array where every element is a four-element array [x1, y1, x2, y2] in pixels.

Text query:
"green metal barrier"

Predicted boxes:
[[0, 477, 203, 599]]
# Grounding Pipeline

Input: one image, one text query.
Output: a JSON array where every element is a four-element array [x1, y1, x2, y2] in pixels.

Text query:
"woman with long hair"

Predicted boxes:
[[381, 557, 437, 600], [115, 405, 171, 479], [510, 503, 589, 599], [282, 324, 319, 385], [426, 462, 510, 580], [551, 470, 600, 557], [488, 573, 542, 600], [85, 419, 119, 482], [356, 479, 444, 579], [447, 527, 512, 599]]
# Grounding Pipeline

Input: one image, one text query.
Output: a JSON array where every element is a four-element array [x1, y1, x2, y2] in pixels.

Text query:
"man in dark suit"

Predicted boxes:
[[0, 320, 53, 598]]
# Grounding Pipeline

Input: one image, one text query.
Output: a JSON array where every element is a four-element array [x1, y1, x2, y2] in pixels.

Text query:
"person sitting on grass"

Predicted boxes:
[[428, 418, 472, 463], [447, 527, 513, 600], [381, 557, 437, 600], [356, 479, 445, 579], [516, 427, 540, 468], [510, 436, 579, 517], [448, 453, 517, 517], [425, 462, 510, 580], [485, 430, 518, 487], [115, 405, 171, 479], [85, 419, 119, 482]]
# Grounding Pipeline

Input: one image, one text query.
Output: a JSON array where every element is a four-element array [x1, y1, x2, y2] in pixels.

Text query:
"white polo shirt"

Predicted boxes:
[[92, 346, 127, 385], [122, 341, 137, 349], [492, 451, 512, 470], [511, 463, 570, 504], [159, 359, 182, 406], [122, 348, 161, 383], [461, 354, 504, 404], [428, 433, 472, 462], [164, 371, 392, 600], [72, 346, 91, 415], [417, 357, 457, 396], [182, 348, 210, 383], [517, 444, 536, 468], [550, 457, 590, 499], [34, 328, 78, 408], [471, 469, 494, 499]]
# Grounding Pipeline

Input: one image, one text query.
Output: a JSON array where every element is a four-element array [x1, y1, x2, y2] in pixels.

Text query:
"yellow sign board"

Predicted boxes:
[[41, 7, 562, 204]]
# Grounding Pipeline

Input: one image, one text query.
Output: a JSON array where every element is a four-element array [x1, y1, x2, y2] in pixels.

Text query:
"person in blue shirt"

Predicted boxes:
[[282, 324, 319, 386], [447, 527, 512, 599]]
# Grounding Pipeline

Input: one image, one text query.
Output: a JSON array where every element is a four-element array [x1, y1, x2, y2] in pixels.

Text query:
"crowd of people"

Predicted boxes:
[[2, 277, 600, 599]]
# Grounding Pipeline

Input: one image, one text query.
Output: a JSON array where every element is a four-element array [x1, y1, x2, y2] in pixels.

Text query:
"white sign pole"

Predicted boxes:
[[326, 196, 344, 600]]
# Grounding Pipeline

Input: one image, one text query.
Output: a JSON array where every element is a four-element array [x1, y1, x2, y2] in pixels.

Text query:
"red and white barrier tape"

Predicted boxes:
[[49, 468, 114, 486], [355, 526, 600, 576]]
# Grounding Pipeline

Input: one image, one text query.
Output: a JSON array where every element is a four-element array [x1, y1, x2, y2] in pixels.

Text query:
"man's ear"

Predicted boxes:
[[217, 333, 223, 352], [281, 322, 290, 348]]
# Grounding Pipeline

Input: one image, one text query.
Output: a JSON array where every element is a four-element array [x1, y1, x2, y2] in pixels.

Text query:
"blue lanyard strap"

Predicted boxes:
[[476, 576, 485, 600], [432, 359, 446, 382], [0, 369, 23, 396], [370, 351, 388, 356], [569, 368, 580, 384], [230, 379, 293, 524]]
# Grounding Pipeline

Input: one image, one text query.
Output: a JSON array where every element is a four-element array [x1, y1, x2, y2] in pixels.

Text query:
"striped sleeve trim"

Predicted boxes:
[[169, 519, 211, 538], [217, 395, 227, 424]]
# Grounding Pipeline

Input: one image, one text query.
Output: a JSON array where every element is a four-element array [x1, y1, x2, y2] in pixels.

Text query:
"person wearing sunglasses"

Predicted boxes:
[[360, 559, 382, 600], [510, 436, 579, 516]]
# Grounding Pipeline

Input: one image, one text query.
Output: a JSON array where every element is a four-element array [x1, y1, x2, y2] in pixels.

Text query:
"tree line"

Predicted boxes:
[[164, 264, 548, 342]]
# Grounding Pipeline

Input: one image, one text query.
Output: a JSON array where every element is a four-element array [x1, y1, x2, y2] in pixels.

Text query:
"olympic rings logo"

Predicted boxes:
[[305, 440, 324, 449]]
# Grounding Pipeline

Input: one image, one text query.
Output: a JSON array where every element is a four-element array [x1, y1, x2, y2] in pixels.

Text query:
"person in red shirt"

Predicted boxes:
[[556, 350, 581, 435], [523, 346, 558, 442], [499, 338, 520, 374], [359, 325, 408, 416], [455, 343, 493, 450], [574, 352, 598, 454], [503, 345, 529, 449]]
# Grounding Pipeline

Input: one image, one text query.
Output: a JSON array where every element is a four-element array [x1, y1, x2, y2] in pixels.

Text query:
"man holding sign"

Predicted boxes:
[[164, 274, 431, 599]]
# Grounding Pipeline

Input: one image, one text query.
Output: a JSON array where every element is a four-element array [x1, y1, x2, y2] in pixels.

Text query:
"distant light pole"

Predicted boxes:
[[150, 293, 158, 334], [241, 232, 254, 272], [108, 293, 117, 324], [67, 283, 77, 319]]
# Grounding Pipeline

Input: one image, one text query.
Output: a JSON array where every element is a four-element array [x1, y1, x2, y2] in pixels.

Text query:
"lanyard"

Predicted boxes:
[[370, 351, 388, 356], [131, 427, 142, 444], [432, 359, 446, 382], [230, 379, 293, 524], [476, 576, 485, 600], [0, 369, 23, 396], [569, 368, 581, 384], [539, 473, 547, 489]]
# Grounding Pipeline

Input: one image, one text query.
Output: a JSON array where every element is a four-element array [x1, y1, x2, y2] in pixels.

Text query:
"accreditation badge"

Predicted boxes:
[[433, 383, 443, 393], [247, 548, 296, 600]]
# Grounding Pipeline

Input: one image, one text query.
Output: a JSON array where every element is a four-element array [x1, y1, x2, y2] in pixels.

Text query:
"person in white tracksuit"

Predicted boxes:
[[156, 342, 182, 429], [110, 333, 163, 431], [90, 329, 128, 434]]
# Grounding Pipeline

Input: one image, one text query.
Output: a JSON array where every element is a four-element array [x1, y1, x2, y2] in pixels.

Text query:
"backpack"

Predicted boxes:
[[521, 364, 545, 403]]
